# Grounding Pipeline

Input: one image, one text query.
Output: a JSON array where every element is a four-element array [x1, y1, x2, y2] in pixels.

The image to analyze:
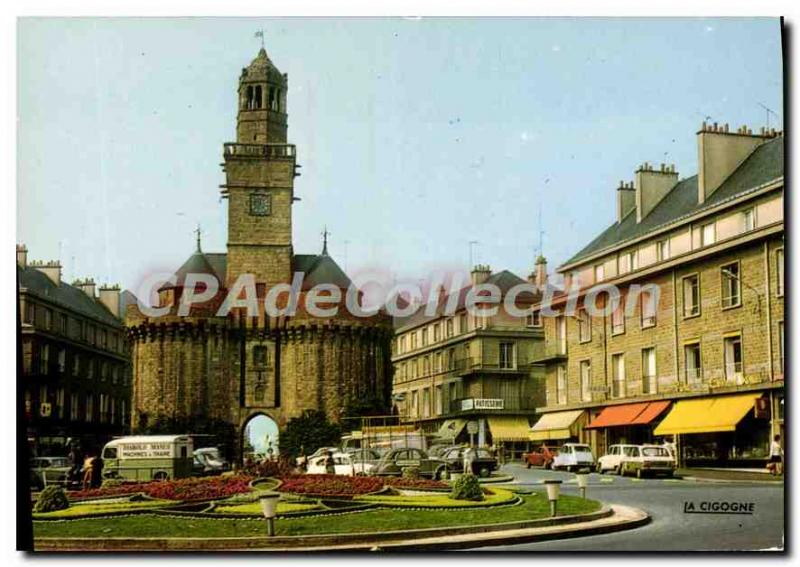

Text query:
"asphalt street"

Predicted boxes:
[[480, 463, 784, 552]]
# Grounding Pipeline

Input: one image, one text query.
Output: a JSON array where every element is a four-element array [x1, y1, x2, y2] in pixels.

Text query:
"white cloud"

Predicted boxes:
[[705, 26, 715, 33], [551, 45, 561, 52]]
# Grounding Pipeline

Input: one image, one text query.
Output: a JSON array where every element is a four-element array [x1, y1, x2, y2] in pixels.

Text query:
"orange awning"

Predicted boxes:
[[585, 401, 671, 429]]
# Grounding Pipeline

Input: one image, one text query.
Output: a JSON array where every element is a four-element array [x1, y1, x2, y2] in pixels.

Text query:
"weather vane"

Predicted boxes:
[[321, 226, 331, 256], [254, 29, 265, 49], [195, 223, 202, 253]]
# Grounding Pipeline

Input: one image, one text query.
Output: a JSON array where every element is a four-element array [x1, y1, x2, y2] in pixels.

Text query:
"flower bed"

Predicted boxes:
[[69, 475, 254, 502], [384, 477, 449, 490], [277, 474, 383, 497]]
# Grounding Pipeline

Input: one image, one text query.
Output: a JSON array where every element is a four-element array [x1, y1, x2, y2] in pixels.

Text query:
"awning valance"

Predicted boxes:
[[653, 394, 761, 436], [487, 417, 531, 442], [529, 410, 585, 441], [585, 401, 671, 429]]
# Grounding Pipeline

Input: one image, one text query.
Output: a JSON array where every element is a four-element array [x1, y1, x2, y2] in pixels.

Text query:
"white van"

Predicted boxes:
[[102, 435, 194, 482]]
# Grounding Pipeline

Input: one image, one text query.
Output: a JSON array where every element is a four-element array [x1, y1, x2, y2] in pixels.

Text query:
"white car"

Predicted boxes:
[[552, 443, 596, 472], [597, 444, 640, 474], [619, 444, 676, 478], [306, 452, 375, 476]]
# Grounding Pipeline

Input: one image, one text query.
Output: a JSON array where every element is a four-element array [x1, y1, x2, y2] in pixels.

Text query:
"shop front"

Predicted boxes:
[[486, 416, 533, 462], [585, 401, 671, 456], [654, 393, 772, 468], [529, 409, 587, 445]]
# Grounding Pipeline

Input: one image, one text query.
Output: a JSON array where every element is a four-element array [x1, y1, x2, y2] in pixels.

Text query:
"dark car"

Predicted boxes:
[[30, 456, 72, 490], [523, 446, 559, 469], [372, 448, 446, 479], [440, 447, 498, 477]]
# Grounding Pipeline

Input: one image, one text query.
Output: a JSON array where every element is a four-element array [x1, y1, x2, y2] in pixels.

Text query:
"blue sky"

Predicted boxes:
[[17, 18, 783, 292]]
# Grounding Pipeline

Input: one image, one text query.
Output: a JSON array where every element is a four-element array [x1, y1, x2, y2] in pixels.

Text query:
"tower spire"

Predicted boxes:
[[321, 226, 330, 256], [195, 223, 202, 253]]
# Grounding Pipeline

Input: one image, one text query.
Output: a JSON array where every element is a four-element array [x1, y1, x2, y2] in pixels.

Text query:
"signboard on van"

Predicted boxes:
[[119, 441, 175, 459]]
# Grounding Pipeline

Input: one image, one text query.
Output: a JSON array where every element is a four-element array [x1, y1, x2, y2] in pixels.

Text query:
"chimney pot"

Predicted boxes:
[[99, 284, 122, 318], [16, 244, 28, 268]]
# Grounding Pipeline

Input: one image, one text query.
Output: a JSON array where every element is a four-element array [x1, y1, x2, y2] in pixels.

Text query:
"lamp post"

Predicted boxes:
[[543, 480, 562, 517], [259, 492, 281, 536], [575, 472, 588, 499]]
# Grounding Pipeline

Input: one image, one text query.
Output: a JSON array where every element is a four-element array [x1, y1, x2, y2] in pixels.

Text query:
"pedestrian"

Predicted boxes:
[[462, 446, 475, 475], [91, 450, 104, 488], [67, 443, 83, 487], [768, 434, 783, 476], [324, 450, 336, 475], [298, 447, 308, 473], [81, 453, 95, 491]]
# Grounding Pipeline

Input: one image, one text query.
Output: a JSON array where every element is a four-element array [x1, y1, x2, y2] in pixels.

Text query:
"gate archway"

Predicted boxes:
[[241, 413, 280, 463]]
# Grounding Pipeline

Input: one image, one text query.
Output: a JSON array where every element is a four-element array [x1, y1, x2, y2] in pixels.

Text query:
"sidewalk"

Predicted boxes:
[[678, 468, 784, 483]]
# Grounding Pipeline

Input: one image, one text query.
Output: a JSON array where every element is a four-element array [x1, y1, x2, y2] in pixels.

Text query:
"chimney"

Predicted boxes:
[[33, 260, 62, 286], [74, 278, 97, 299], [470, 264, 492, 287], [635, 162, 678, 222], [697, 122, 779, 204], [535, 255, 548, 287], [16, 244, 28, 268], [99, 284, 122, 318], [616, 181, 635, 223]]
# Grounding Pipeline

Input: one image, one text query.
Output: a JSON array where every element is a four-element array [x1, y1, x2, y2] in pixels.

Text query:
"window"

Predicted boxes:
[[594, 264, 605, 283], [70, 393, 79, 421], [422, 388, 430, 418], [578, 309, 591, 342], [447, 348, 455, 370], [640, 290, 656, 328], [702, 223, 716, 246], [556, 365, 567, 405], [629, 251, 639, 271], [423, 356, 430, 376], [641, 348, 656, 394], [411, 390, 419, 417], [499, 342, 515, 369], [459, 313, 468, 333], [446, 318, 454, 338], [741, 208, 755, 231], [618, 253, 630, 275], [421, 328, 428, 346], [527, 310, 542, 328], [25, 303, 35, 324], [56, 388, 65, 419], [611, 304, 625, 335], [87, 359, 94, 380], [410, 332, 417, 350], [72, 353, 80, 376], [57, 349, 66, 373], [779, 321, 784, 373], [612, 354, 625, 398], [433, 323, 441, 342], [721, 262, 741, 308], [724, 335, 743, 384], [435, 385, 443, 415], [683, 274, 700, 317], [60, 314, 68, 335], [85, 394, 94, 423], [657, 239, 670, 261], [44, 308, 53, 330], [39, 344, 50, 374], [580, 360, 592, 402], [435, 352, 442, 373], [556, 316, 567, 354], [684, 343, 702, 383], [253, 346, 268, 367], [776, 249, 784, 296]]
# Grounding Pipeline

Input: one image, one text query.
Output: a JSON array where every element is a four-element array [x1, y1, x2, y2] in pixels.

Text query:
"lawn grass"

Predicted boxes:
[[212, 501, 322, 515], [33, 493, 600, 538], [33, 499, 175, 519], [355, 487, 517, 507]]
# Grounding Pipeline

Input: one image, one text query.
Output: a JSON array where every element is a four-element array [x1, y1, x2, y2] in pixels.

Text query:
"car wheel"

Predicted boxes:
[[153, 471, 169, 482], [616, 464, 623, 476], [526, 462, 531, 469], [636, 468, 643, 479], [478, 467, 490, 478]]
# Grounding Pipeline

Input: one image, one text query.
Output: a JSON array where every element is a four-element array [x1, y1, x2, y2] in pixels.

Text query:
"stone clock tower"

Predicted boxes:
[[223, 47, 296, 288]]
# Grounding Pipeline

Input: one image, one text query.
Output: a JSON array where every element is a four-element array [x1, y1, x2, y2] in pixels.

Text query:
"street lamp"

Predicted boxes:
[[575, 472, 589, 499], [259, 492, 281, 536], [543, 480, 562, 517]]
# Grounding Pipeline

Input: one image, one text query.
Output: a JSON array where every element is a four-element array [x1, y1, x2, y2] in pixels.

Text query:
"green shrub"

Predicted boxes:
[[34, 486, 70, 513], [449, 473, 484, 501], [401, 466, 421, 480]]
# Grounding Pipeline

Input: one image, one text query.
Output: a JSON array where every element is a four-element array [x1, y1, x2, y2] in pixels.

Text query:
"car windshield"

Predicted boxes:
[[642, 447, 669, 457]]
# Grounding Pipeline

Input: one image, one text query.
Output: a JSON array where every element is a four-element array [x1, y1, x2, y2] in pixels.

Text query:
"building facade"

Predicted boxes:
[[392, 265, 547, 459], [126, 46, 394, 453], [531, 124, 784, 468], [17, 246, 132, 456]]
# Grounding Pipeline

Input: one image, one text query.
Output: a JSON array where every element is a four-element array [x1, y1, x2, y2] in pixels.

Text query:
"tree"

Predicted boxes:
[[279, 410, 341, 460]]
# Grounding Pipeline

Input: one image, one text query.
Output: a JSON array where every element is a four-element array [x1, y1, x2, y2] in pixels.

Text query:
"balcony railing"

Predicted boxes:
[[685, 368, 703, 384], [444, 357, 530, 375], [223, 143, 296, 159], [530, 341, 568, 364], [725, 362, 744, 385]]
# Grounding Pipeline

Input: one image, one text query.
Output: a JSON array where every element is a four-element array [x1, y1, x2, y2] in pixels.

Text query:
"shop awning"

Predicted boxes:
[[653, 394, 761, 436], [487, 417, 531, 442], [529, 410, 585, 441], [436, 419, 467, 440], [585, 401, 671, 429]]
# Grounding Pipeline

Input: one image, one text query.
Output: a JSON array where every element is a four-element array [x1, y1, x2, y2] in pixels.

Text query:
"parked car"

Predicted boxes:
[[619, 444, 676, 478], [428, 444, 459, 458], [102, 435, 194, 482], [597, 444, 640, 474], [523, 446, 559, 469], [297, 446, 339, 467], [552, 443, 596, 472], [372, 448, 446, 479], [305, 451, 376, 476], [192, 447, 229, 476], [440, 447, 498, 477], [30, 457, 72, 490]]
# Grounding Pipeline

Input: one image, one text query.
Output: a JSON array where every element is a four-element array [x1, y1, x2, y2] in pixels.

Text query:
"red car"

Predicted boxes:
[[523, 446, 559, 469]]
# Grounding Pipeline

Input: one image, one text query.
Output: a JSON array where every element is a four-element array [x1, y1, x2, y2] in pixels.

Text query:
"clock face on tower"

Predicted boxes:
[[249, 192, 272, 216]]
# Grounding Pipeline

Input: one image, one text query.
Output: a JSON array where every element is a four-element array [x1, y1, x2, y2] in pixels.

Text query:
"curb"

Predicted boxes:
[[32, 504, 649, 551], [681, 476, 784, 485]]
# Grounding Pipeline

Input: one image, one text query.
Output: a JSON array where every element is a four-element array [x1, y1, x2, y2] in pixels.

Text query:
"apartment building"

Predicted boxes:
[[392, 263, 547, 459], [17, 245, 132, 457], [530, 123, 784, 468]]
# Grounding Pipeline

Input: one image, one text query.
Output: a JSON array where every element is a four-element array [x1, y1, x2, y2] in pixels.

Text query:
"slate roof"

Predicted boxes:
[[393, 269, 544, 332], [17, 266, 122, 326], [562, 136, 784, 268]]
